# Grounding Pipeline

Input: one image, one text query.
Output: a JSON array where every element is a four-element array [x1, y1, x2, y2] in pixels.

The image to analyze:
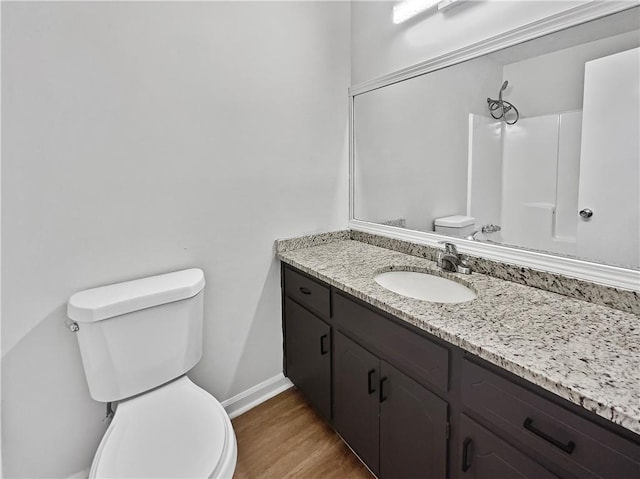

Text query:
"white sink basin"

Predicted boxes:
[[374, 271, 476, 303]]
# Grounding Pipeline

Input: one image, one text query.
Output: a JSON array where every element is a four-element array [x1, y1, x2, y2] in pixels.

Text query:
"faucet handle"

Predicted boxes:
[[481, 224, 501, 234], [438, 241, 458, 255]]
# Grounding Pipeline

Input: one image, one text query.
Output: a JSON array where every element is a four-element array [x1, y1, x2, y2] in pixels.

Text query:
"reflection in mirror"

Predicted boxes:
[[354, 7, 640, 270]]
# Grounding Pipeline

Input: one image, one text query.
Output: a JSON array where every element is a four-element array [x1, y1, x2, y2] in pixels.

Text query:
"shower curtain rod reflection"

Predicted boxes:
[[487, 81, 519, 125]]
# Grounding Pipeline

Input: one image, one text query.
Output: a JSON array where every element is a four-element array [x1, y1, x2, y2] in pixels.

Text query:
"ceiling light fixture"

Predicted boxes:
[[393, 0, 463, 24]]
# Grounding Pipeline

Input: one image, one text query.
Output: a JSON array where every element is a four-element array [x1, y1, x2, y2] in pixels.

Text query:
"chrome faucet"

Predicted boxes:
[[437, 242, 471, 274]]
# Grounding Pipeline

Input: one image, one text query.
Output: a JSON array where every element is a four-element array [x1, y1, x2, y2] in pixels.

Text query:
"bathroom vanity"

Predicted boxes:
[[278, 236, 640, 479]]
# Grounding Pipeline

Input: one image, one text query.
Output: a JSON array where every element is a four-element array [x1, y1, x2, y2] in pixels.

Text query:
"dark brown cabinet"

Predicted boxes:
[[379, 360, 448, 479], [283, 297, 331, 421], [460, 359, 640, 479], [334, 331, 448, 478], [333, 291, 449, 394], [333, 332, 381, 474], [459, 414, 559, 478], [283, 266, 330, 319], [281, 264, 640, 479]]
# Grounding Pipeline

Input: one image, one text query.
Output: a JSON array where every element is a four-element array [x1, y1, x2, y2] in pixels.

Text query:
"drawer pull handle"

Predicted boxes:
[[320, 334, 329, 355], [523, 417, 576, 454], [379, 377, 388, 403], [299, 286, 312, 295], [367, 369, 376, 394], [461, 437, 472, 472]]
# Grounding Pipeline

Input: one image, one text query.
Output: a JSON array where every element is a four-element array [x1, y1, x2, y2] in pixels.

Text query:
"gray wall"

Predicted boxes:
[[1, 2, 349, 477]]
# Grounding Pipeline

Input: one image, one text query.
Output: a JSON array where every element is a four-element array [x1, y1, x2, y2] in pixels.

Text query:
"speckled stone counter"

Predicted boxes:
[[277, 239, 640, 435]]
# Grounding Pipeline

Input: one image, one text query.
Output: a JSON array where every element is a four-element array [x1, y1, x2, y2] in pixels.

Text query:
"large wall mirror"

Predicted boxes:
[[352, 5, 640, 281]]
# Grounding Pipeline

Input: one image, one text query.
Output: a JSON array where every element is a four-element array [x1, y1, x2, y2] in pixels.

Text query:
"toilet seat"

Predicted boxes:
[[89, 376, 237, 479]]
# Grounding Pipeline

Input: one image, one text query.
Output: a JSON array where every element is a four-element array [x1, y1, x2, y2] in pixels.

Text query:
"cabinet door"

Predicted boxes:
[[380, 361, 448, 479], [459, 414, 559, 479], [284, 298, 331, 420], [334, 331, 380, 476]]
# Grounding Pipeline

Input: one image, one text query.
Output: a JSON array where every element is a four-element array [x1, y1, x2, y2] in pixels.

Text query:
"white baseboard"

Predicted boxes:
[[221, 373, 293, 419]]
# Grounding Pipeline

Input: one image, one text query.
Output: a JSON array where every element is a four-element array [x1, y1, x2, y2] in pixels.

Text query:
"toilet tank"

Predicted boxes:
[[434, 215, 476, 238], [67, 269, 205, 402]]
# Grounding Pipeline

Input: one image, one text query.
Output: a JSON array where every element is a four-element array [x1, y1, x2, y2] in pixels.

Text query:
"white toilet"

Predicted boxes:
[[67, 268, 237, 478]]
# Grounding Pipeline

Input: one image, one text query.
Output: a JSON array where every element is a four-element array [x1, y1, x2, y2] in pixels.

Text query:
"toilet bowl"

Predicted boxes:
[[90, 376, 236, 478], [67, 268, 237, 479]]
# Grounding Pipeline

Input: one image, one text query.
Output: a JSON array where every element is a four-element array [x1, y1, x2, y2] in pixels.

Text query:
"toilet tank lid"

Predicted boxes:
[[434, 215, 475, 227], [67, 268, 205, 323]]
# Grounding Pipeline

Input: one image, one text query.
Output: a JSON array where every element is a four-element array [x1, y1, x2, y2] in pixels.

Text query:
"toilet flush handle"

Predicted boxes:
[[65, 318, 79, 332]]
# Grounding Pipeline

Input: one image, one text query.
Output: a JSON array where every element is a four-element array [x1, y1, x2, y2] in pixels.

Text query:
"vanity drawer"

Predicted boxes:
[[284, 266, 331, 319], [333, 292, 449, 393], [461, 359, 640, 479]]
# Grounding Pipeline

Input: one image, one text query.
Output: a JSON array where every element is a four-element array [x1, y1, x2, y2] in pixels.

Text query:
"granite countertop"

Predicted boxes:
[[277, 239, 640, 435]]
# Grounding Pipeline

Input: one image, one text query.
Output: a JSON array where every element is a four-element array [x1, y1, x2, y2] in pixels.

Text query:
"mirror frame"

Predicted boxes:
[[349, 1, 640, 291]]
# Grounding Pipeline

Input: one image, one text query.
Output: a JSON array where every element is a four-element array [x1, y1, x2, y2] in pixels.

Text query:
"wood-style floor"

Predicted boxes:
[[232, 387, 373, 479]]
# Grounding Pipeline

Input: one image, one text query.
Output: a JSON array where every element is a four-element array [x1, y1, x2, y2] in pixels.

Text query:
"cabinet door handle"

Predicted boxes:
[[299, 286, 312, 295], [379, 376, 388, 402], [523, 417, 576, 454], [367, 369, 376, 394], [320, 334, 329, 355], [461, 437, 472, 472]]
